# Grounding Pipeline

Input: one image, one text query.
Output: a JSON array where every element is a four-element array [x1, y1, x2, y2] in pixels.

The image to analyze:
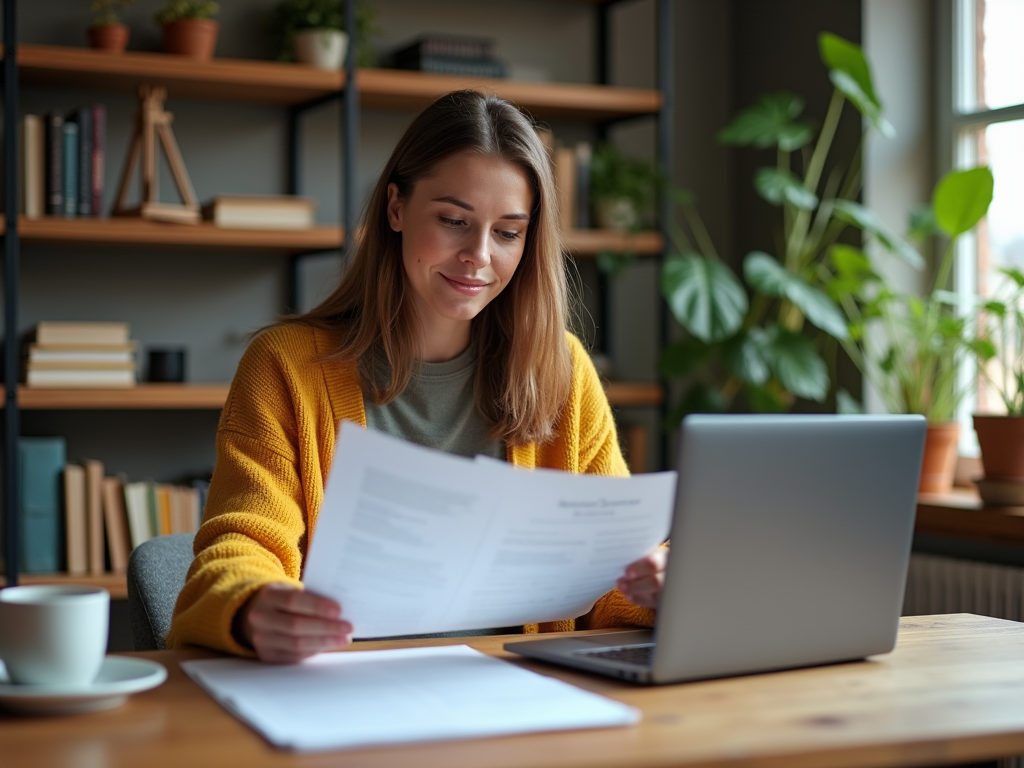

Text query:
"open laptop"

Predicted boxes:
[[504, 414, 926, 684]]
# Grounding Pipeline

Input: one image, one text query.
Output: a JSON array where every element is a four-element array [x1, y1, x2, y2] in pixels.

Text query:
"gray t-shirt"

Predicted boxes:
[[361, 345, 516, 638], [363, 344, 505, 461]]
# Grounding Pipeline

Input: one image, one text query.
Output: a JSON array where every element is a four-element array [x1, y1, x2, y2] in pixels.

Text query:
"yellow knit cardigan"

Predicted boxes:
[[167, 323, 654, 655]]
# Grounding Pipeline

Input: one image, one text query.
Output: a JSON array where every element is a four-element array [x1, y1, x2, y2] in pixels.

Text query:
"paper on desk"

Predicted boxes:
[[303, 423, 675, 638], [181, 645, 639, 752]]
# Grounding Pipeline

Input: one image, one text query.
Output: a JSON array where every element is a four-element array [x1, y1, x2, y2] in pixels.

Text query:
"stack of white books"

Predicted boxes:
[[25, 321, 137, 388]]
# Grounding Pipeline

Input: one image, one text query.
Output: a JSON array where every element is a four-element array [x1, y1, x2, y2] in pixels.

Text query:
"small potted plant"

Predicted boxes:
[[973, 266, 1024, 487], [589, 143, 661, 231], [267, 0, 377, 71], [88, 0, 133, 54], [155, 0, 220, 61]]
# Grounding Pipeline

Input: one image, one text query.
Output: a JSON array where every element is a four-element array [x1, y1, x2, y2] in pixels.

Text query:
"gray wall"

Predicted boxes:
[[11, 0, 872, 477]]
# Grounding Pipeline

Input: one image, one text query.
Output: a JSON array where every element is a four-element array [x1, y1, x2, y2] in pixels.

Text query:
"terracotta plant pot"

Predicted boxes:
[[919, 422, 960, 494], [87, 24, 129, 54], [162, 19, 218, 61], [973, 414, 1024, 480]]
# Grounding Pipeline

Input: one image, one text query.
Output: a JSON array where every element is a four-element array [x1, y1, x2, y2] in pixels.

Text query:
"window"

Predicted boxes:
[[951, 0, 1024, 443]]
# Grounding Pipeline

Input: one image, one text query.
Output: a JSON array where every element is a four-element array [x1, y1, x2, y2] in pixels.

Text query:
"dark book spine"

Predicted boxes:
[[91, 104, 106, 218], [18, 437, 68, 573], [61, 121, 79, 218], [400, 55, 506, 78], [44, 112, 64, 216], [68, 108, 93, 217]]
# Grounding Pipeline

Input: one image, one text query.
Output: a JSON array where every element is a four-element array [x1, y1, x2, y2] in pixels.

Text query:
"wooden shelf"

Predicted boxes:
[[564, 229, 663, 255], [14, 45, 661, 120], [0, 572, 128, 599], [4, 216, 343, 253], [916, 490, 1024, 548], [18, 384, 230, 410], [358, 68, 661, 121], [605, 382, 663, 406], [17, 44, 344, 106]]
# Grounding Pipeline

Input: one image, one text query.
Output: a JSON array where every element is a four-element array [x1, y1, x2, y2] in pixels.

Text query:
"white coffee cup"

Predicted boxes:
[[0, 585, 110, 687]]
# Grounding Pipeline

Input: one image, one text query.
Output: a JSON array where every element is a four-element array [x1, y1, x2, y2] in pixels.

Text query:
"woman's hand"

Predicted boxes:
[[617, 548, 668, 609], [236, 583, 354, 664]]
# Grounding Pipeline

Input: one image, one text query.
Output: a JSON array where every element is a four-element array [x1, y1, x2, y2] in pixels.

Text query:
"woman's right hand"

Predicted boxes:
[[236, 582, 353, 664]]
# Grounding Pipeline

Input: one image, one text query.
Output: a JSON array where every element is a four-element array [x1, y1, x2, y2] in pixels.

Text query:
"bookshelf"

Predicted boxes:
[[2, 1, 672, 591]]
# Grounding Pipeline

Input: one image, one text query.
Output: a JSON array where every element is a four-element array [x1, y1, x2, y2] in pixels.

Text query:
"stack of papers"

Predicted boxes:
[[182, 645, 640, 752], [303, 424, 677, 638]]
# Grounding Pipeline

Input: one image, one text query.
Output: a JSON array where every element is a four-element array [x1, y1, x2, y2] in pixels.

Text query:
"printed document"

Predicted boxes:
[[303, 424, 675, 638], [182, 645, 639, 752]]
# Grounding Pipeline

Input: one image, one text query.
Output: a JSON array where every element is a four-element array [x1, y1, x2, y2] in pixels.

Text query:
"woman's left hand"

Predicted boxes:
[[617, 548, 668, 608]]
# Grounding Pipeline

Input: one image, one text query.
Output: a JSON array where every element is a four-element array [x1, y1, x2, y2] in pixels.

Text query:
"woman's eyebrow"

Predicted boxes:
[[433, 196, 530, 221]]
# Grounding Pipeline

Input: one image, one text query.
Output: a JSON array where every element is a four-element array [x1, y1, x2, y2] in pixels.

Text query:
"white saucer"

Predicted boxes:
[[0, 655, 167, 715]]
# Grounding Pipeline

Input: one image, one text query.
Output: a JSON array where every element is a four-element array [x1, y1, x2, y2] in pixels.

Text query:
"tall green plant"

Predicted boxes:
[[659, 32, 919, 419], [977, 267, 1024, 416], [830, 167, 995, 422]]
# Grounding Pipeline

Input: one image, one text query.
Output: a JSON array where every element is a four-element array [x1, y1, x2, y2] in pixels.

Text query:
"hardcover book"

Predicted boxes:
[[44, 111, 64, 216], [91, 104, 106, 218], [18, 437, 67, 573], [63, 463, 87, 576], [202, 195, 316, 230], [61, 120, 79, 218], [21, 114, 45, 219], [67, 107, 93, 217], [101, 475, 132, 574], [34, 321, 131, 346]]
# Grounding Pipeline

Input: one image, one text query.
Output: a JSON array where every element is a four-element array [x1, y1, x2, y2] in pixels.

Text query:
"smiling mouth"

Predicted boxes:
[[442, 274, 490, 294]]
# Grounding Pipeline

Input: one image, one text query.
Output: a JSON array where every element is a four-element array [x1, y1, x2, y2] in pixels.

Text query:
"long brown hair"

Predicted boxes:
[[293, 89, 572, 445]]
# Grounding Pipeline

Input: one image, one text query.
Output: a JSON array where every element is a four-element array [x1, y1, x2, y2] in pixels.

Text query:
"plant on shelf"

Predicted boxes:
[[266, 0, 377, 70], [659, 32, 917, 419], [589, 143, 662, 232], [971, 265, 1024, 483], [87, 0, 133, 53], [155, 0, 220, 61]]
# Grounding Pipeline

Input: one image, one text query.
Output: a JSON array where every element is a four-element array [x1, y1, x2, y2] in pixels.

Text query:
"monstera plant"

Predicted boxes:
[[658, 32, 922, 420]]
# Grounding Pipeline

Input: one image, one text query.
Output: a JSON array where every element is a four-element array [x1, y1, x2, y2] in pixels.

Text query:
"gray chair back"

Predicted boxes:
[[127, 533, 196, 651]]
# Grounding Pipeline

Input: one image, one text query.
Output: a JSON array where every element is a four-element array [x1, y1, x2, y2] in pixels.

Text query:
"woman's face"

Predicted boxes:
[[386, 152, 533, 358]]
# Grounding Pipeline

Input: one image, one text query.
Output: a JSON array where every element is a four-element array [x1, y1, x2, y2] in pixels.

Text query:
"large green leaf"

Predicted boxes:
[[661, 253, 748, 343], [762, 325, 830, 402], [743, 252, 849, 339], [722, 329, 770, 386], [753, 168, 819, 210], [819, 32, 895, 138], [717, 92, 814, 151], [831, 199, 924, 270], [933, 167, 994, 237]]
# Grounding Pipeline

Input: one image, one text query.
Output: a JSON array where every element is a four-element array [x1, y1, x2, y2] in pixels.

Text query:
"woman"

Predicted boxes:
[[167, 90, 666, 663]]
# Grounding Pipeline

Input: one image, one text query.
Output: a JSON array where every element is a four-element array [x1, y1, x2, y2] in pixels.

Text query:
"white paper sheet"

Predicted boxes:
[[181, 645, 639, 752], [303, 424, 676, 638]]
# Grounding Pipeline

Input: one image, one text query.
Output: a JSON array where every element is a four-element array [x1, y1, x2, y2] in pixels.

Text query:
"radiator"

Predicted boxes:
[[903, 552, 1024, 621]]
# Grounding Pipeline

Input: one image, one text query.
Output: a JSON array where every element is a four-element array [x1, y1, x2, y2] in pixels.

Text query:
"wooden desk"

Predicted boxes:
[[3, 614, 1024, 768]]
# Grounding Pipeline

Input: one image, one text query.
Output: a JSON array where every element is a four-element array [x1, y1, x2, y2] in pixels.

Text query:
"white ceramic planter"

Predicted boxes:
[[294, 29, 349, 70]]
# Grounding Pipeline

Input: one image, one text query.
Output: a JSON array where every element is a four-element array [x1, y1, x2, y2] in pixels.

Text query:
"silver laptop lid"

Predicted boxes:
[[651, 414, 926, 683]]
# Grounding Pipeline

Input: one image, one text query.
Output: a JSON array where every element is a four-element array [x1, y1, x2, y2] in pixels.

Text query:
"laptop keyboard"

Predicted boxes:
[[573, 643, 655, 668]]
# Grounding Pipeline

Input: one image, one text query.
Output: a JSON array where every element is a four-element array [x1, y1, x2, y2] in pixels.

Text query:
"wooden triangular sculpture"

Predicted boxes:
[[112, 84, 201, 224]]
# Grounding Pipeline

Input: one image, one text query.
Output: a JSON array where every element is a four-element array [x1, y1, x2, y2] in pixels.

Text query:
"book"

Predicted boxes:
[[67, 107, 93, 217], [63, 463, 87, 576], [28, 343, 136, 365], [101, 475, 131, 574], [154, 483, 173, 536], [18, 437, 67, 573], [61, 120, 79, 218], [44, 111, 64, 216], [34, 321, 131, 346], [393, 35, 496, 61], [26, 368, 136, 388], [91, 104, 106, 218], [21, 114, 45, 219], [554, 147, 577, 234], [83, 458, 105, 575], [201, 195, 316, 230], [124, 480, 155, 549], [28, 360, 136, 371], [398, 54, 507, 78]]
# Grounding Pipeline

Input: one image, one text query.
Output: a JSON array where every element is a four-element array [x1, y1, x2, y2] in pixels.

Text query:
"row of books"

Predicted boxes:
[[21, 106, 106, 220], [534, 127, 595, 233], [390, 35, 507, 79], [18, 437, 209, 576], [24, 321, 138, 389]]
